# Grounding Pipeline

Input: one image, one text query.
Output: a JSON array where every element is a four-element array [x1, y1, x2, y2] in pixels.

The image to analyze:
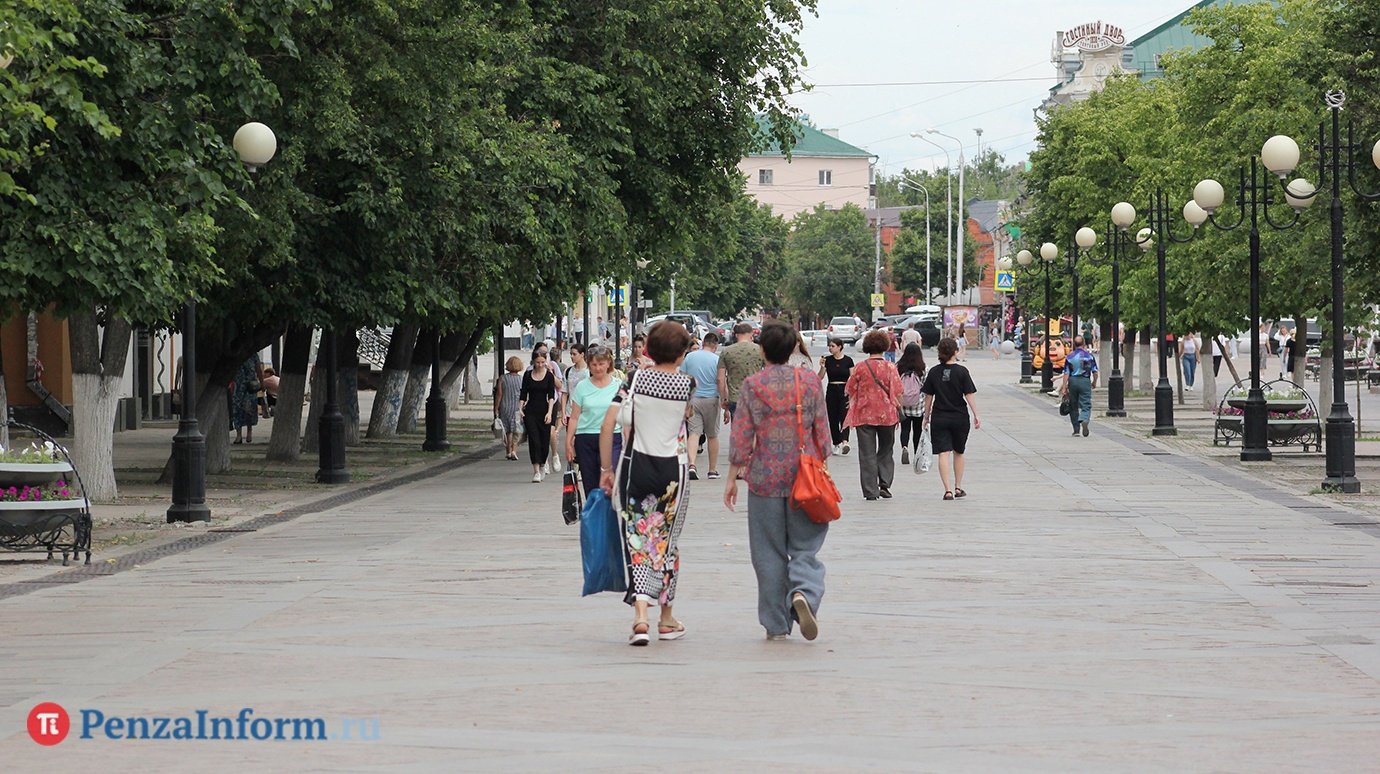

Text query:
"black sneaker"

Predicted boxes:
[[688, 465, 698, 481], [901, 449, 910, 465], [1081, 421, 1090, 437], [878, 488, 893, 499]]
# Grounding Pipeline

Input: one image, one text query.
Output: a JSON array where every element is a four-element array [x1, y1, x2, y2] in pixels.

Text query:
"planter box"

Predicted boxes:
[[1226, 398, 1307, 413], [0, 461, 74, 486]]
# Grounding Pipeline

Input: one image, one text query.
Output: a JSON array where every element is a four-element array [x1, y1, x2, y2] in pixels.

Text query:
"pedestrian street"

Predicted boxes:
[[3, 358, 1380, 771]]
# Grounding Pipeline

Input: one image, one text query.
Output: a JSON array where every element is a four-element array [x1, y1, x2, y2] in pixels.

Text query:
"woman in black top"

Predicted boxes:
[[922, 337, 981, 501], [519, 350, 562, 482], [817, 337, 855, 454]]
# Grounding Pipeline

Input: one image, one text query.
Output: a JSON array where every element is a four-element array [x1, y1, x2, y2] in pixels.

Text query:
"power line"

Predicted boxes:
[[802, 76, 1052, 89]]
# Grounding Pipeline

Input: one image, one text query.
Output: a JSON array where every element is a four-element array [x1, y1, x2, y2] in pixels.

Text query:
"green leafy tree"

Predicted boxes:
[[782, 203, 875, 321]]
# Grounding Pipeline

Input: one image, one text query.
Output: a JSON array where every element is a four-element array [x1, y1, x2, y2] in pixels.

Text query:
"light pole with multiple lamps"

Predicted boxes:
[[1091, 206, 1151, 418], [168, 122, 276, 523], [1258, 90, 1380, 493], [913, 132, 953, 300], [1016, 242, 1060, 393], [1191, 159, 1314, 462], [928, 129, 967, 303], [897, 178, 932, 301]]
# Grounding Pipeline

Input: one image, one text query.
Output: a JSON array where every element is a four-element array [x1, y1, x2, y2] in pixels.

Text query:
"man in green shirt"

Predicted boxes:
[[717, 322, 765, 419]]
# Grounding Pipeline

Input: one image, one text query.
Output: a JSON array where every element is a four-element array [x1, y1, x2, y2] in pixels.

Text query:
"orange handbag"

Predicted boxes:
[[789, 370, 842, 523]]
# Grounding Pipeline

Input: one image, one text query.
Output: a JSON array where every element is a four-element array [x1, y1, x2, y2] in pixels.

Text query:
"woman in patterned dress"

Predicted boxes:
[[493, 357, 525, 460], [599, 321, 694, 646], [230, 357, 260, 444]]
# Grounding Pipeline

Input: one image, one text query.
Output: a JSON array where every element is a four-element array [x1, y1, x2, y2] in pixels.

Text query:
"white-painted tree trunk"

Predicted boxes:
[[1138, 331, 1153, 392], [366, 368, 409, 438], [70, 373, 120, 501], [396, 363, 428, 434]]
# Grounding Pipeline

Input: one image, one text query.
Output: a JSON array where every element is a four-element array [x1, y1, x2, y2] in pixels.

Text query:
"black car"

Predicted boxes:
[[894, 315, 942, 347]]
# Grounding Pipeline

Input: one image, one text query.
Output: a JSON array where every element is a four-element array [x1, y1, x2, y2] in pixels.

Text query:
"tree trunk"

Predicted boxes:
[[1138, 328, 1153, 392], [1319, 354, 1333, 430], [1291, 318, 1307, 385], [0, 329, 8, 449], [1216, 336, 1242, 385], [439, 329, 484, 410], [67, 311, 132, 502], [1174, 343, 1184, 405], [266, 325, 312, 461], [366, 324, 417, 438], [1202, 333, 1218, 412], [1123, 326, 1136, 390], [396, 327, 434, 434], [341, 329, 361, 446], [302, 355, 325, 453], [1097, 320, 1112, 384]]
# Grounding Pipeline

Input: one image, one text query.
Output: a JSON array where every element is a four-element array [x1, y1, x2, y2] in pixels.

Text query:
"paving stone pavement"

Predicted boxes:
[[3, 357, 1380, 772]]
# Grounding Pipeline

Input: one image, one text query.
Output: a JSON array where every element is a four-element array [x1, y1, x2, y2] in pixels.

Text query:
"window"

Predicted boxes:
[[818, 169, 833, 186], [758, 169, 773, 185]]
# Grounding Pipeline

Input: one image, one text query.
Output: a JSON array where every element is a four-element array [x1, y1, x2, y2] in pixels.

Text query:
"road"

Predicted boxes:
[[3, 356, 1380, 771]]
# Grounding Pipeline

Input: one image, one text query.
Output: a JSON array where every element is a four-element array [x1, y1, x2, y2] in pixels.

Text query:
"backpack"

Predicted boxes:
[[900, 371, 923, 408]]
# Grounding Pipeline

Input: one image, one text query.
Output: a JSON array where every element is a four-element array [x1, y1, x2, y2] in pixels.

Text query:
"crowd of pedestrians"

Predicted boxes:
[[501, 313, 991, 647]]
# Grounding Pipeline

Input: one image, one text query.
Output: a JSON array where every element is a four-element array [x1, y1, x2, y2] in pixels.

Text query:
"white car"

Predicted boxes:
[[826, 316, 864, 344], [645, 313, 710, 340]]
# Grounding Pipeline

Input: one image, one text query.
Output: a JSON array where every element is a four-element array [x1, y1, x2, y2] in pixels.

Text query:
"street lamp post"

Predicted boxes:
[[169, 121, 276, 523], [1094, 204, 1150, 418], [421, 328, 451, 452], [913, 132, 953, 300], [1016, 244, 1059, 393], [1139, 188, 1198, 437], [1260, 90, 1380, 493], [1193, 160, 1313, 462], [929, 129, 966, 304], [316, 330, 350, 483], [898, 178, 931, 301]]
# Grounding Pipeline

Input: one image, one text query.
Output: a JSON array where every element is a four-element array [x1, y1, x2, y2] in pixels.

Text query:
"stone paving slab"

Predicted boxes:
[[2, 357, 1380, 771]]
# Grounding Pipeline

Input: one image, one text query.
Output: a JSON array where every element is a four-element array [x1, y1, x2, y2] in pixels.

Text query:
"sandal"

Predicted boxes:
[[629, 621, 650, 646], [657, 620, 686, 640], [943, 491, 955, 501], [954, 488, 966, 499]]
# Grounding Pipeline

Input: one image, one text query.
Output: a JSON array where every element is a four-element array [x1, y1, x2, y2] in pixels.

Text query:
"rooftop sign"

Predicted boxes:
[[1061, 21, 1126, 52]]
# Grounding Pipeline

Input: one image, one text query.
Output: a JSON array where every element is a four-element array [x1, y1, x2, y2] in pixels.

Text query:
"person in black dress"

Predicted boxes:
[[922, 337, 981, 501], [519, 350, 562, 482], [817, 337, 855, 454]]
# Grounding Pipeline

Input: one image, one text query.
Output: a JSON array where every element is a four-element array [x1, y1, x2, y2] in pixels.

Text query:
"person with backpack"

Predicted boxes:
[[845, 330, 903, 500], [895, 343, 927, 466]]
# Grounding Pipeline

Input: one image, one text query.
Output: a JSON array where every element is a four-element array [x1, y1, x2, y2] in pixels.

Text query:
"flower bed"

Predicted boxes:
[[0, 433, 90, 564]]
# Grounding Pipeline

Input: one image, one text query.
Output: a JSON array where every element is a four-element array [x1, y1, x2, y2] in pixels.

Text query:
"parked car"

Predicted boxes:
[[800, 329, 829, 351], [646, 313, 710, 340], [869, 314, 911, 331], [1272, 318, 1322, 347], [826, 315, 864, 344], [893, 314, 942, 347]]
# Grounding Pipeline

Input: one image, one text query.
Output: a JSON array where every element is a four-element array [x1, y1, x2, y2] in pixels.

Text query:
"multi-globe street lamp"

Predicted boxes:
[[1122, 189, 1197, 437], [1257, 90, 1380, 493], [168, 122, 277, 522], [1191, 159, 1313, 462], [1088, 207, 1151, 418], [1016, 242, 1060, 393], [421, 329, 451, 452]]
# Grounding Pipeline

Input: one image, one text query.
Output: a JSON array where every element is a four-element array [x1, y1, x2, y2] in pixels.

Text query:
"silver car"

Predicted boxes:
[[826, 316, 864, 344]]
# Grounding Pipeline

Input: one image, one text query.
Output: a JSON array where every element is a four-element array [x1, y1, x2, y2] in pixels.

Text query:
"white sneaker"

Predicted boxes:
[[552, 452, 561, 469], [532, 472, 542, 483]]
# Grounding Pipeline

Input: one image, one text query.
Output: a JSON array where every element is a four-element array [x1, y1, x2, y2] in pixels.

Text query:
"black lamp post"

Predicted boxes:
[[1016, 244, 1060, 393], [1193, 159, 1311, 462], [422, 329, 450, 452], [1089, 210, 1147, 419], [169, 121, 277, 523], [1260, 90, 1380, 493], [315, 330, 349, 483], [1138, 188, 1197, 437], [1018, 287, 1034, 383]]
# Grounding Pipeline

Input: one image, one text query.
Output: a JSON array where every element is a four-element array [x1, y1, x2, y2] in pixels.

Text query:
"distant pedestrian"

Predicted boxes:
[[896, 343, 927, 466], [564, 345, 621, 496], [900, 326, 922, 351], [845, 330, 903, 501], [717, 322, 765, 419], [230, 358, 261, 444], [520, 350, 562, 482], [724, 321, 832, 641], [817, 338, 854, 455], [1212, 335, 1223, 377], [989, 321, 1002, 359], [599, 321, 695, 646], [923, 337, 980, 501], [681, 332, 722, 480], [1283, 329, 1299, 379], [1062, 335, 1098, 437], [494, 356, 525, 460], [259, 366, 280, 418], [956, 324, 967, 360], [1181, 332, 1199, 389]]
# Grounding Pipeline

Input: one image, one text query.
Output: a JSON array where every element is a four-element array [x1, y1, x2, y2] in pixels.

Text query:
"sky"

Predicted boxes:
[[789, 0, 1207, 176]]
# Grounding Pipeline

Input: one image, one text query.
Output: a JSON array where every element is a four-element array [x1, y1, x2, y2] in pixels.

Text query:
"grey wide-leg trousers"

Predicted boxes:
[[747, 492, 828, 636], [854, 424, 896, 498]]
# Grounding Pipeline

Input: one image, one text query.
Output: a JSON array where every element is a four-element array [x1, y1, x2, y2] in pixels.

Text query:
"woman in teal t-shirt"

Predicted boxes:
[[565, 345, 623, 496]]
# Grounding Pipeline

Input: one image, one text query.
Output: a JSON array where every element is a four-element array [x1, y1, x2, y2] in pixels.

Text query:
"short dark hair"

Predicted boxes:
[[632, 333, 645, 344], [733, 322, 754, 336], [861, 329, 891, 354], [570, 342, 587, 355], [828, 337, 845, 349], [702, 332, 721, 346], [758, 321, 795, 364], [937, 337, 958, 361], [644, 321, 691, 364]]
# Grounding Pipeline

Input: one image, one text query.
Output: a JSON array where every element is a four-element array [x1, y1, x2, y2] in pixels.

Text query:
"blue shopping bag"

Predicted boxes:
[[580, 488, 628, 596]]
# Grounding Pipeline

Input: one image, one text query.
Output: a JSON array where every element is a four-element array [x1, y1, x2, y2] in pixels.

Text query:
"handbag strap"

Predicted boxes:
[[793, 368, 806, 452], [865, 359, 890, 400]]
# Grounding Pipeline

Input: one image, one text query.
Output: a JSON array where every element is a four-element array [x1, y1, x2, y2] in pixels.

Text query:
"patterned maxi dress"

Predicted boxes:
[[613, 368, 694, 607], [230, 358, 260, 430]]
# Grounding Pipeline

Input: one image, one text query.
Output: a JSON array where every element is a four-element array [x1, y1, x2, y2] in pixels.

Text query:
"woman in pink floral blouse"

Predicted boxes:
[[845, 329, 903, 500], [724, 321, 833, 641]]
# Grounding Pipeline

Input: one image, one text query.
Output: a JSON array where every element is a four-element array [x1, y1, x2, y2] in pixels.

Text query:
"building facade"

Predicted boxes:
[[739, 120, 875, 220]]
